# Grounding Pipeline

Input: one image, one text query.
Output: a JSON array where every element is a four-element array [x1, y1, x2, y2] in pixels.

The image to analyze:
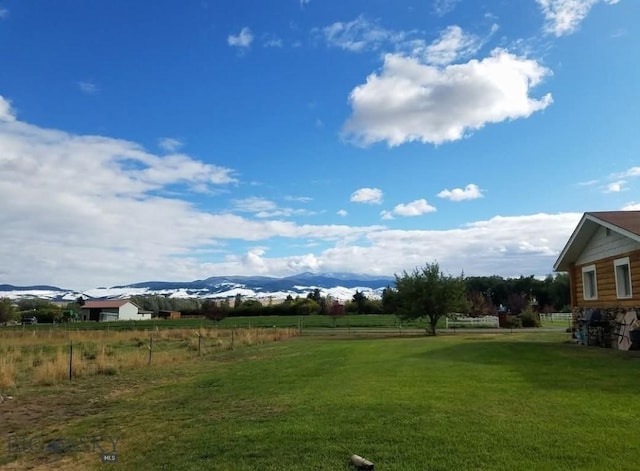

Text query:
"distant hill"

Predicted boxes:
[[1, 272, 395, 302]]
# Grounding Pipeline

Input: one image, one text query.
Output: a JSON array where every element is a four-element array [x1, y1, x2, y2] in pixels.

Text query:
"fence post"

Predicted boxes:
[[148, 333, 153, 365], [231, 329, 234, 349], [69, 340, 73, 380], [198, 332, 202, 356]]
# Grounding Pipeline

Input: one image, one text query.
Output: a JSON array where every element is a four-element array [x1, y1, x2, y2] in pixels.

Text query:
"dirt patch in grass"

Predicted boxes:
[[0, 375, 151, 470], [0, 391, 104, 435]]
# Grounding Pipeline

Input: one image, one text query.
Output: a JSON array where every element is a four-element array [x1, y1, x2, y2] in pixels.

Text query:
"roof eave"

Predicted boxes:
[[553, 212, 640, 271]]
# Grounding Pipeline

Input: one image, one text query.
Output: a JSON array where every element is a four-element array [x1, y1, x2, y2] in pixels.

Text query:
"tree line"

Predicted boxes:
[[0, 265, 569, 328]]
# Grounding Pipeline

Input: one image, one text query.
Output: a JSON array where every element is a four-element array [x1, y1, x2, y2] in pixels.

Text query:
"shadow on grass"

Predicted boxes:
[[411, 338, 640, 393]]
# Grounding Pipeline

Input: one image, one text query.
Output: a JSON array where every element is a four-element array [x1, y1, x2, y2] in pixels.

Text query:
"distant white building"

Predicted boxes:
[[81, 300, 151, 322]]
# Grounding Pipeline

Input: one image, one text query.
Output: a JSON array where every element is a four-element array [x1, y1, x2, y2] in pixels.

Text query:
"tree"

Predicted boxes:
[[0, 298, 15, 324], [307, 288, 322, 303], [394, 262, 467, 335], [234, 293, 243, 309], [291, 298, 321, 316], [352, 290, 367, 314], [467, 291, 493, 317], [201, 299, 228, 322], [381, 286, 399, 314]]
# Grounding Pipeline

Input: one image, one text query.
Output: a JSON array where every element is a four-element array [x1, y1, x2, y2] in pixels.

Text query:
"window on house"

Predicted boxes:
[[614, 257, 632, 299], [582, 265, 597, 300]]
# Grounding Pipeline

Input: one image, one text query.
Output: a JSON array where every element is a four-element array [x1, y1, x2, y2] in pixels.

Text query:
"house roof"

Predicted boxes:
[[553, 211, 640, 272], [81, 300, 134, 309]]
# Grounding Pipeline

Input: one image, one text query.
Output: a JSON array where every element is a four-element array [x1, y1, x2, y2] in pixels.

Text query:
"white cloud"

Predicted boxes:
[[605, 181, 626, 193], [232, 197, 316, 219], [300, 0, 311, 8], [158, 137, 183, 153], [246, 212, 581, 280], [622, 202, 640, 211], [315, 15, 402, 52], [77, 81, 99, 95], [425, 26, 481, 65], [432, 0, 461, 16], [284, 195, 313, 203], [437, 183, 484, 201], [380, 210, 394, 220], [386, 199, 437, 218], [232, 197, 278, 213], [0, 96, 15, 121], [350, 187, 383, 204], [343, 49, 552, 147], [264, 37, 283, 48], [228, 27, 254, 49], [0, 97, 588, 288], [616, 166, 640, 178], [537, 0, 621, 36], [0, 7, 8, 19], [337, 209, 348, 217]]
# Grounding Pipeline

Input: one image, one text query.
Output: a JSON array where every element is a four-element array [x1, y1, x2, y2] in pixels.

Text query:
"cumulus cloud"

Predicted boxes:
[[0, 94, 586, 288], [228, 27, 254, 49], [0, 96, 15, 121], [337, 209, 348, 217], [437, 183, 484, 201], [185, 213, 581, 281], [537, 0, 621, 36], [343, 49, 552, 147], [350, 187, 383, 204], [383, 199, 437, 219]]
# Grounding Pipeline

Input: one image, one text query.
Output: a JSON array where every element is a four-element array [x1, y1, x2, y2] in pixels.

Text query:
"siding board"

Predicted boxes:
[[575, 249, 640, 308]]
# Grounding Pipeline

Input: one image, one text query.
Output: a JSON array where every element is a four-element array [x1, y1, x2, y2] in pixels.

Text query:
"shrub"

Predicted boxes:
[[521, 307, 542, 328], [505, 315, 523, 329]]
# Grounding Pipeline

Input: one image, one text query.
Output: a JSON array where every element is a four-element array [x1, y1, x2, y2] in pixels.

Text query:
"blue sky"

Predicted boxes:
[[0, 0, 638, 289]]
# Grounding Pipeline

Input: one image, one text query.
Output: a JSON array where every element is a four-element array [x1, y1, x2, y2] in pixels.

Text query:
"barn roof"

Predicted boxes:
[[81, 299, 134, 309], [553, 211, 640, 272]]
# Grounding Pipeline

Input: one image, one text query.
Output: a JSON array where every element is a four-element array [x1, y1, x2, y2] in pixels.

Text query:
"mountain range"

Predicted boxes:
[[0, 272, 395, 302]]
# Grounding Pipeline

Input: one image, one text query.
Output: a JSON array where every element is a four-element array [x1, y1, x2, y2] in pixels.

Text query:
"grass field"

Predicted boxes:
[[6, 312, 570, 333], [3, 314, 436, 332], [3, 331, 636, 470]]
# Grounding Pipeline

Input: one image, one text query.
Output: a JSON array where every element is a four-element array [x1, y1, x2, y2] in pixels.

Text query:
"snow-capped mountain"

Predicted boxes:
[[0, 273, 395, 302]]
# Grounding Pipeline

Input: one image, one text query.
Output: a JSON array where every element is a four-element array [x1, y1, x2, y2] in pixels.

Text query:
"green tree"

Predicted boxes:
[[201, 299, 229, 322], [352, 290, 367, 314], [307, 288, 321, 303], [292, 298, 320, 316], [395, 262, 467, 335], [381, 286, 399, 314], [0, 298, 15, 324]]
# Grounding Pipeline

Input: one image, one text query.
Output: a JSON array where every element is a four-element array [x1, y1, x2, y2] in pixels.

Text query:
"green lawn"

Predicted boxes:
[[3, 332, 639, 470]]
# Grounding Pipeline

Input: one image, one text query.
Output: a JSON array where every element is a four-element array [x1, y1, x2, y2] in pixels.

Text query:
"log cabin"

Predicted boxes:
[[553, 211, 640, 349]]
